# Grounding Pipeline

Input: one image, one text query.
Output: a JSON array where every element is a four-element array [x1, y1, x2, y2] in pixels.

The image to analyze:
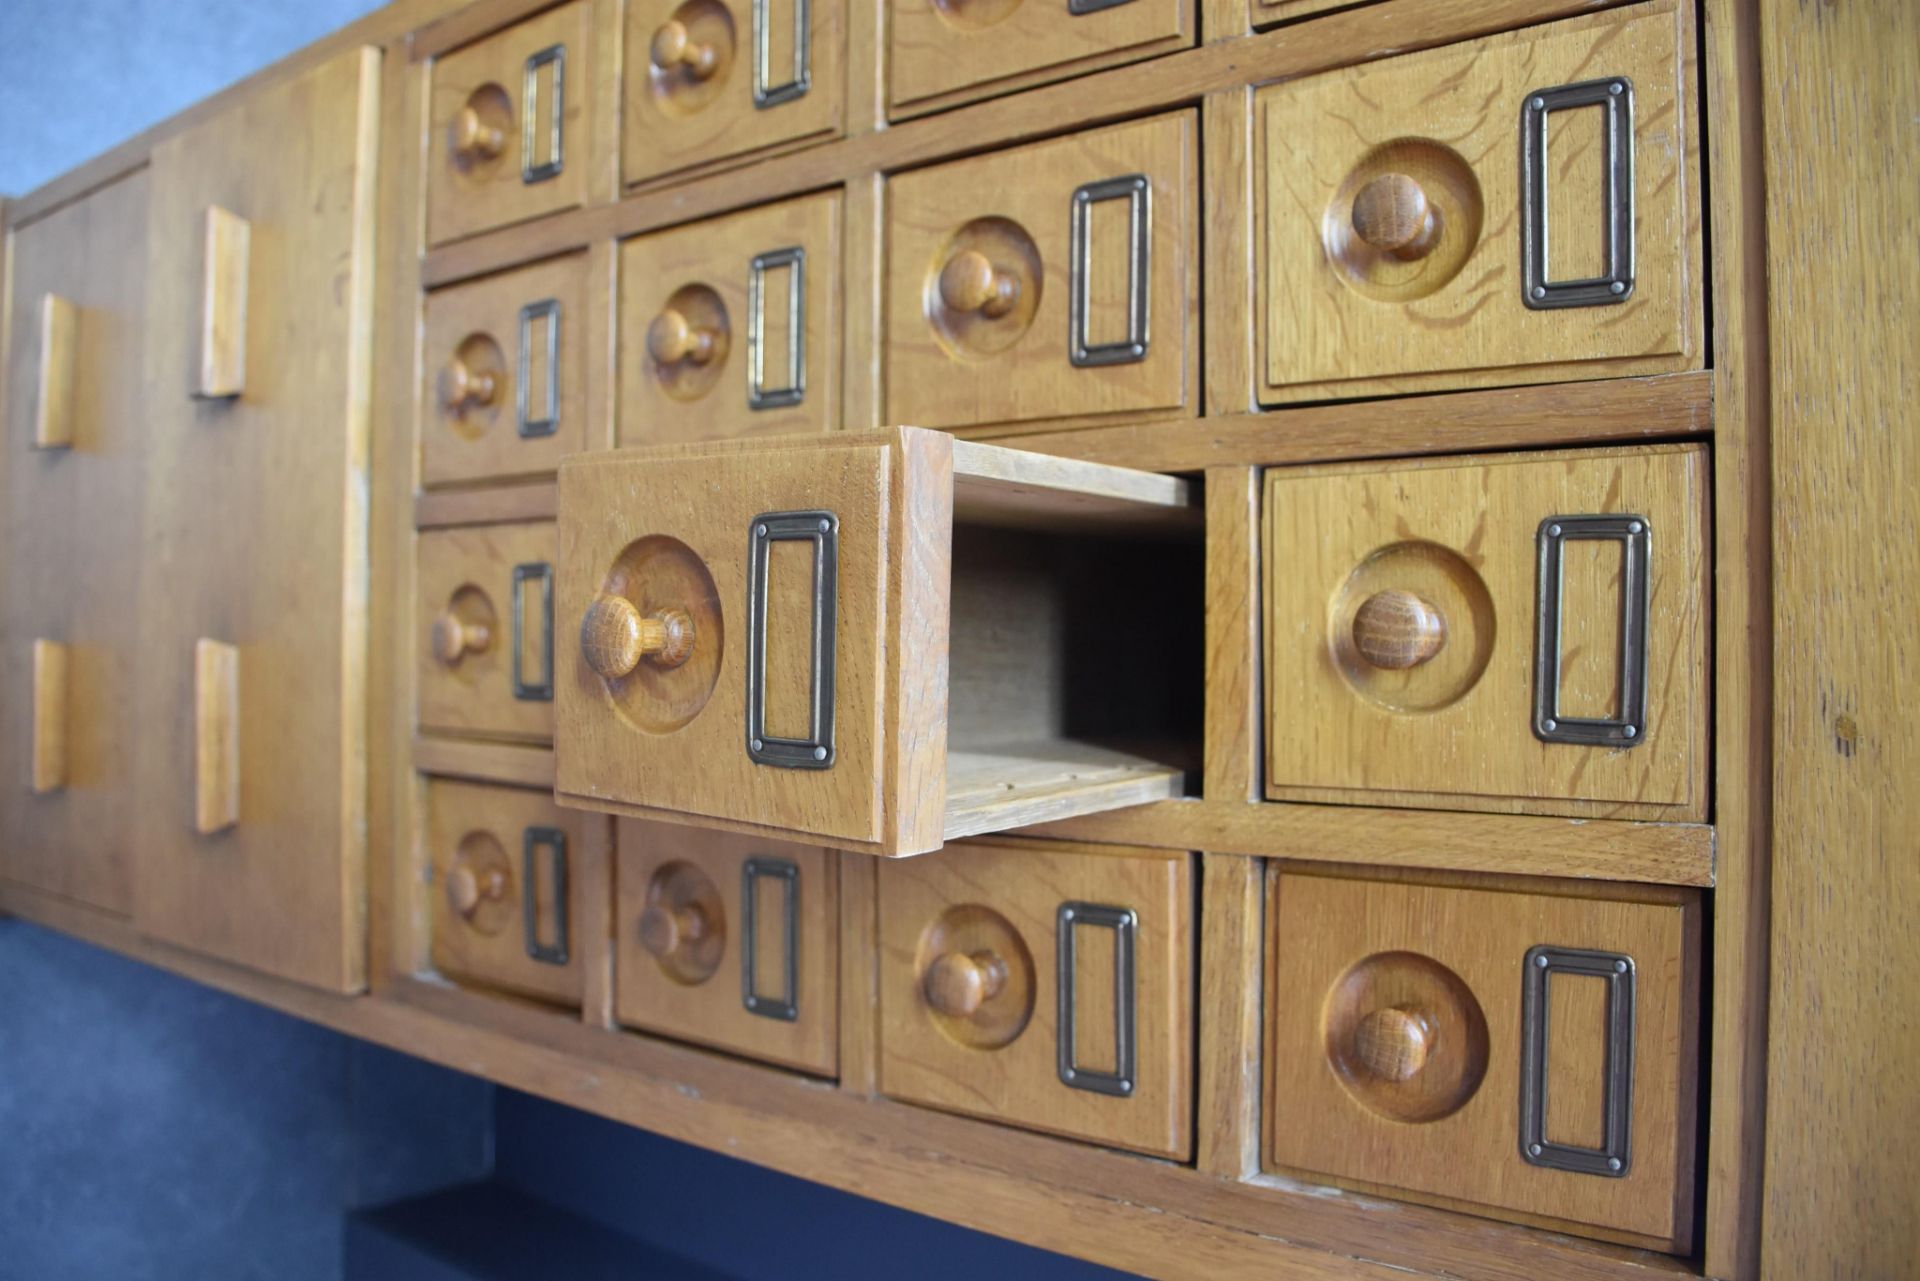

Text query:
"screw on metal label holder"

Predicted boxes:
[[1056, 903, 1137, 1097], [746, 247, 806, 411], [511, 561, 555, 702], [516, 298, 562, 438], [1519, 946, 1635, 1176], [520, 44, 566, 184], [1533, 515, 1650, 746], [752, 0, 811, 108], [745, 511, 837, 769], [1519, 77, 1634, 309], [741, 857, 800, 1021], [522, 826, 570, 965], [1068, 175, 1152, 368]]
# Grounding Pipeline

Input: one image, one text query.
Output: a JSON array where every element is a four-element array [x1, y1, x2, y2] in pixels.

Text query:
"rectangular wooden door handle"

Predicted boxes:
[[34, 294, 78, 449], [30, 639, 68, 794], [195, 206, 250, 399], [194, 638, 240, 834]]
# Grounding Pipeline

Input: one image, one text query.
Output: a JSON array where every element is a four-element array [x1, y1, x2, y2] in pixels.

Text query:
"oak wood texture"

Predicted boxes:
[[32, 293, 77, 448], [555, 427, 1191, 856], [421, 252, 588, 486], [623, 0, 843, 188], [195, 205, 250, 398], [615, 819, 838, 1075], [425, 776, 598, 1006], [1202, 466, 1262, 805], [193, 639, 241, 835], [878, 837, 1192, 1158], [1264, 445, 1710, 822], [884, 112, 1196, 437], [1265, 866, 1699, 1251], [29, 640, 68, 795], [617, 190, 840, 445], [1254, 1, 1702, 403], [1249, 0, 1353, 29], [887, 0, 1190, 119], [417, 519, 558, 743], [425, 0, 591, 247], [131, 47, 380, 993], [1195, 851, 1262, 1177], [415, 478, 558, 528], [0, 168, 151, 914], [1761, 1, 1920, 1276]]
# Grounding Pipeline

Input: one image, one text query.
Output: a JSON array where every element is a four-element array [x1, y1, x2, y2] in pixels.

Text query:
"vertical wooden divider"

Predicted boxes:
[[1201, 88, 1255, 419], [842, 171, 887, 432], [1196, 851, 1264, 1177], [837, 848, 881, 1094]]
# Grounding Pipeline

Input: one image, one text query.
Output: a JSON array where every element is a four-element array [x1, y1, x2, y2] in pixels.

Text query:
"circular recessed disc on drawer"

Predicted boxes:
[[1322, 950, 1489, 1124], [931, 0, 1023, 33], [1322, 140, 1483, 303], [596, 535, 724, 735], [925, 217, 1043, 361], [647, 0, 735, 117], [434, 584, 497, 687], [451, 83, 512, 178], [447, 830, 515, 937], [648, 284, 730, 403], [1328, 540, 1494, 713], [443, 333, 507, 440], [642, 859, 726, 986], [915, 904, 1035, 1051]]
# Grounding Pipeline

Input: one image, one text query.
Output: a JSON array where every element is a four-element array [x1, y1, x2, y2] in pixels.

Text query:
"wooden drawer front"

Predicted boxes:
[[615, 820, 837, 1074], [878, 838, 1192, 1157], [885, 113, 1196, 435], [428, 778, 598, 1005], [427, 1, 592, 247], [1266, 869, 1700, 1250], [1252, 0, 1352, 28], [888, 0, 1189, 118], [617, 191, 840, 446], [423, 255, 590, 487], [1264, 446, 1708, 821], [623, 0, 842, 187], [0, 171, 149, 914], [1256, 2, 1699, 402], [132, 50, 378, 992], [419, 521, 558, 743]]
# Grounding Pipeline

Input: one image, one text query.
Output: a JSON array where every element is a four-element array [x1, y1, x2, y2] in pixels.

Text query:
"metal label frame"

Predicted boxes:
[[516, 298, 562, 438], [741, 857, 800, 1021], [511, 561, 555, 702], [746, 247, 806, 411], [1533, 514, 1650, 746], [1056, 902, 1137, 1097], [520, 44, 566, 184], [522, 826, 570, 966], [1068, 174, 1152, 368], [1520, 76, 1635, 309], [1520, 945, 1635, 1177], [744, 511, 837, 769], [752, 0, 811, 108]]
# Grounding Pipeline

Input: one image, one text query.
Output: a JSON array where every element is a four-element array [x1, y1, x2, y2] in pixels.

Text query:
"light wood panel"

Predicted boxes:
[[0, 168, 150, 914], [31, 293, 77, 449], [1761, 0, 1920, 1277], [1195, 851, 1262, 1177], [132, 47, 380, 992], [417, 520, 558, 742], [195, 205, 251, 397]]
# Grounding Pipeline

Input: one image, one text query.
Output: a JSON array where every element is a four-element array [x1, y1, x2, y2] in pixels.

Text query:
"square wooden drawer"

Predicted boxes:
[[617, 191, 840, 446], [419, 521, 558, 743], [885, 113, 1197, 436], [427, 777, 603, 1007], [1264, 445, 1708, 821], [1255, 1, 1700, 402], [888, 0, 1190, 119], [554, 427, 1201, 856], [423, 254, 590, 487], [427, 0, 593, 247], [623, 0, 842, 187], [615, 819, 838, 1075], [1266, 867, 1700, 1251], [878, 838, 1193, 1158]]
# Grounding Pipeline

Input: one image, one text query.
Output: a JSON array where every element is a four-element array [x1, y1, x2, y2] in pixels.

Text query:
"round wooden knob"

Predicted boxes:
[[938, 249, 1020, 319], [1352, 590, 1447, 670], [1351, 173, 1442, 260], [650, 19, 720, 79], [580, 596, 697, 680], [1352, 1006, 1434, 1082], [431, 611, 491, 665], [452, 105, 506, 161], [447, 861, 506, 918], [440, 355, 499, 412], [924, 950, 1009, 1019], [647, 307, 720, 367], [638, 902, 710, 958]]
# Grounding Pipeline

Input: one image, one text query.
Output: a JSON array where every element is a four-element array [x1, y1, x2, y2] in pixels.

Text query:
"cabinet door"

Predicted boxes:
[[0, 171, 150, 913], [132, 48, 381, 992]]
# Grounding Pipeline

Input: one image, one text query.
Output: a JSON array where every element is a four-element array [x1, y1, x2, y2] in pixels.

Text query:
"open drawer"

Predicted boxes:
[[555, 427, 1201, 856]]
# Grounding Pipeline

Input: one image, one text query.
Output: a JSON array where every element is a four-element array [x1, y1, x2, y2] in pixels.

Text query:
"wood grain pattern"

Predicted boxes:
[[192, 638, 240, 834], [878, 837, 1193, 1158], [417, 520, 558, 742], [415, 479, 558, 528], [1761, 0, 1920, 1276], [1195, 851, 1262, 1176], [194, 205, 250, 398], [29, 639, 68, 795], [1266, 866, 1699, 1251], [1255, 1, 1702, 402], [32, 293, 77, 449]]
